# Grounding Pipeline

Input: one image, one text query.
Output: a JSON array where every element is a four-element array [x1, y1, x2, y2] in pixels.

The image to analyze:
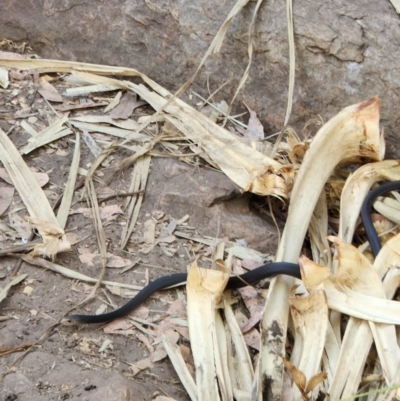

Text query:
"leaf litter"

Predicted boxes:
[[0, 5, 400, 401]]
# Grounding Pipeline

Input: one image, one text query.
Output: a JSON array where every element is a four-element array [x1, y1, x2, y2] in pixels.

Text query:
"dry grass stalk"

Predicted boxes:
[[80, 176, 108, 302], [56, 132, 80, 229], [119, 155, 151, 249], [20, 255, 143, 290]]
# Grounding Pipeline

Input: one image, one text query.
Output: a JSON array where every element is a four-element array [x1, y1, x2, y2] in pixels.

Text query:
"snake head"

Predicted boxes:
[[60, 316, 80, 326]]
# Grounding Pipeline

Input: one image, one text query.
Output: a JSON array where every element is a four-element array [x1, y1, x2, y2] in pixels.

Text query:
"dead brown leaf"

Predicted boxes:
[[37, 77, 63, 102], [0, 167, 49, 187], [78, 248, 131, 268], [166, 299, 187, 317], [152, 342, 168, 362], [179, 344, 195, 374], [283, 358, 307, 392], [128, 357, 153, 376], [130, 305, 150, 320], [305, 372, 328, 394], [243, 102, 264, 140], [0, 186, 13, 215], [69, 204, 124, 221], [103, 319, 136, 336], [137, 332, 154, 355], [110, 92, 146, 119]]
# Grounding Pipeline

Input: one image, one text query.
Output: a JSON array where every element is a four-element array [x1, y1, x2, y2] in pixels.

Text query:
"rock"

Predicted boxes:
[[1, 1, 399, 157], [147, 158, 278, 252]]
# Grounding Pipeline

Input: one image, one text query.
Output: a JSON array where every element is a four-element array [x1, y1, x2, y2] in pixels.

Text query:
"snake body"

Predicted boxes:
[[63, 180, 400, 325]]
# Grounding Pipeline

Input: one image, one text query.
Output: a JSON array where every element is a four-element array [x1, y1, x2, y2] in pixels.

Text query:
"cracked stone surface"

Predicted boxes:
[[1, 0, 399, 157], [148, 158, 279, 253]]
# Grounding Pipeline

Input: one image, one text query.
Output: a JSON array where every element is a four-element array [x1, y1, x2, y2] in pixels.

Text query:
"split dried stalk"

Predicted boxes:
[[328, 234, 400, 399], [162, 339, 198, 401], [289, 290, 328, 400], [56, 132, 80, 229], [20, 116, 73, 155], [120, 155, 151, 249], [223, 293, 254, 393], [186, 261, 230, 401], [0, 127, 70, 257]]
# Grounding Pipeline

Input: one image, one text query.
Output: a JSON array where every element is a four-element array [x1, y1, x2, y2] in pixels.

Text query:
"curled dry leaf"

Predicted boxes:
[[0, 274, 27, 303], [298, 255, 331, 291], [329, 236, 384, 295], [243, 102, 264, 140], [283, 358, 307, 392], [305, 372, 328, 394], [287, 129, 309, 165], [328, 233, 400, 398]]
